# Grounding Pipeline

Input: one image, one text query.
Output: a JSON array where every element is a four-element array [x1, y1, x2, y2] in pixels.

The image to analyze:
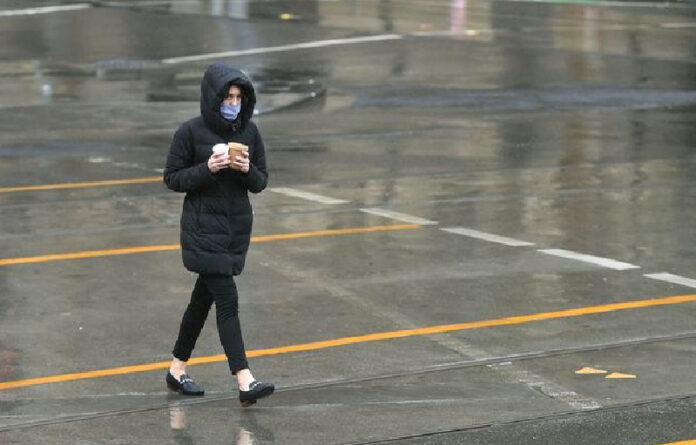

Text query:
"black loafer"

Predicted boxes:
[[239, 381, 274, 407], [166, 371, 204, 396]]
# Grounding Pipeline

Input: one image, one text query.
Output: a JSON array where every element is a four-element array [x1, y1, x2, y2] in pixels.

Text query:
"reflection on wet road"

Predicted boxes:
[[1, 0, 696, 444]]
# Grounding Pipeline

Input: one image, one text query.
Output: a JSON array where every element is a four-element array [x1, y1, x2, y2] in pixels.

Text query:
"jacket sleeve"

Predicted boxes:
[[241, 126, 268, 194], [163, 124, 216, 193]]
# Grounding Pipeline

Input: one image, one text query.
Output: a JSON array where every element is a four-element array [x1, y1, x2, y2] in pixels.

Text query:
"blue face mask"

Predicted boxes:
[[220, 103, 241, 121]]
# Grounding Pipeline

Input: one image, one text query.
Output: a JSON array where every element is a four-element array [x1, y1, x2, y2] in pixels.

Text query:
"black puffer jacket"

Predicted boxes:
[[164, 63, 268, 275]]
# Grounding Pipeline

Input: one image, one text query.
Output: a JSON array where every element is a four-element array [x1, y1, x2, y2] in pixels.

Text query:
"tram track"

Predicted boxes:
[[341, 394, 696, 445], [3, 330, 696, 433]]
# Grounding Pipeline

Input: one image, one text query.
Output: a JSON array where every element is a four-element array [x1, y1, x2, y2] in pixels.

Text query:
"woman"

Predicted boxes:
[[163, 63, 274, 407]]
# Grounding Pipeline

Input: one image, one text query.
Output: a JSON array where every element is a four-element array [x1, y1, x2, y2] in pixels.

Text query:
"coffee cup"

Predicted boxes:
[[212, 143, 228, 156], [228, 142, 248, 159]]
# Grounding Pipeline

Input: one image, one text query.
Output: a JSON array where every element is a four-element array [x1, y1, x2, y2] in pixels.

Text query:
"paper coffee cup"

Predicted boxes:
[[228, 142, 248, 158], [227, 142, 249, 160], [212, 143, 228, 155]]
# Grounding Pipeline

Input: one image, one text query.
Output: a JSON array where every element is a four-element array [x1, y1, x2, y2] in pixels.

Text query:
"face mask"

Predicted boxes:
[[220, 103, 241, 121]]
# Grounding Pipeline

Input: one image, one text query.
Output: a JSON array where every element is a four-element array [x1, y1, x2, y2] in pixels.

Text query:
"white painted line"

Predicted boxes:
[[500, 0, 692, 7], [269, 187, 349, 205], [538, 249, 640, 271], [102, 0, 199, 6], [440, 227, 534, 247], [661, 23, 696, 29], [411, 29, 487, 37], [487, 363, 601, 411], [644, 272, 696, 289], [360, 208, 438, 225], [0, 4, 90, 17], [162, 34, 403, 64]]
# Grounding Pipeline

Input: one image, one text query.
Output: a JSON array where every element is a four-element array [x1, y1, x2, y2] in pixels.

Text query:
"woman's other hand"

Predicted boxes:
[[231, 151, 250, 174], [208, 152, 231, 173]]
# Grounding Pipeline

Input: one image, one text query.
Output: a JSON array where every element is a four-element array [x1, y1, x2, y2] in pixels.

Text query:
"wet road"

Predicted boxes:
[[1, 0, 696, 444]]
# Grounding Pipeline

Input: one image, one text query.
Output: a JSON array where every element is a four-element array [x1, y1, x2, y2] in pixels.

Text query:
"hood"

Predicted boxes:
[[200, 63, 256, 134]]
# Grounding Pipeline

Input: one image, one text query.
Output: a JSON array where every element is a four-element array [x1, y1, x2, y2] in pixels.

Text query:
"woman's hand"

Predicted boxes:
[[208, 152, 230, 173], [230, 151, 250, 174]]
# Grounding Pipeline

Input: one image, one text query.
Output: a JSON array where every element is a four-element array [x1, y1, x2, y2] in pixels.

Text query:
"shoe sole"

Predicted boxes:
[[240, 386, 274, 407]]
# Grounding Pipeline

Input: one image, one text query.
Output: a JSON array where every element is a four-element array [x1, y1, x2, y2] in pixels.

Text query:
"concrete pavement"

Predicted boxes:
[[1, 0, 696, 443]]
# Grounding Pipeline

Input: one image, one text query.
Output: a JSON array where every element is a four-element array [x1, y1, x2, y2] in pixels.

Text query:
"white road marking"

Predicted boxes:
[[661, 23, 696, 29], [499, 0, 692, 8], [644, 272, 696, 289], [440, 227, 534, 247], [269, 187, 349, 205], [411, 29, 486, 37], [162, 34, 403, 64], [0, 4, 90, 17], [538, 249, 640, 271], [360, 208, 438, 225], [487, 362, 601, 411], [102, 0, 199, 6]]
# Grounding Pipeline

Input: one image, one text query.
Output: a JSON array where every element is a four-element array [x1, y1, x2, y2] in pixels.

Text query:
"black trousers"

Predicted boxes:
[[172, 274, 249, 374]]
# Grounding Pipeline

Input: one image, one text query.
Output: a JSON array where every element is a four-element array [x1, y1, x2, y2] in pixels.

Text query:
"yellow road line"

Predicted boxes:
[[0, 244, 181, 266], [0, 177, 162, 193], [658, 441, 696, 445], [251, 224, 418, 242], [0, 224, 419, 267], [1, 293, 695, 391]]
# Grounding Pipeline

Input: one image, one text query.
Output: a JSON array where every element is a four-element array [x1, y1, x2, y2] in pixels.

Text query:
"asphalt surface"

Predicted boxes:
[[1, 0, 696, 444]]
